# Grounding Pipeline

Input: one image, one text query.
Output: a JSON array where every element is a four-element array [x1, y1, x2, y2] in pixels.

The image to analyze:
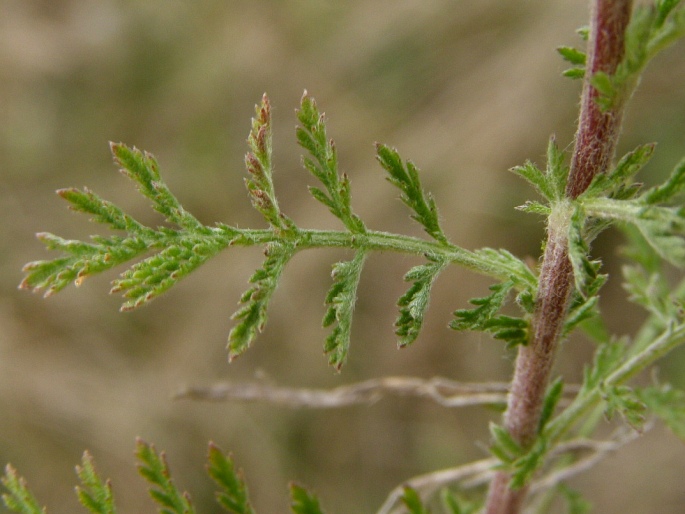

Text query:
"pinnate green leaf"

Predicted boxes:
[[567, 205, 606, 297], [20, 233, 149, 297], [228, 242, 295, 361], [113, 234, 226, 311], [57, 187, 152, 235], [643, 156, 685, 204], [135, 439, 195, 514], [1, 465, 45, 514], [602, 384, 647, 430], [244, 94, 293, 232], [322, 250, 367, 370], [581, 144, 655, 200], [111, 143, 203, 231], [450, 281, 529, 347], [75, 451, 116, 514], [296, 91, 365, 234], [638, 383, 685, 440], [376, 144, 447, 243], [511, 137, 568, 204], [207, 443, 255, 514], [395, 259, 449, 347], [583, 340, 624, 391]]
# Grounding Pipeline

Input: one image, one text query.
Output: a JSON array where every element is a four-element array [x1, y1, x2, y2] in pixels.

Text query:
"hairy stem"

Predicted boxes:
[[483, 1, 633, 512]]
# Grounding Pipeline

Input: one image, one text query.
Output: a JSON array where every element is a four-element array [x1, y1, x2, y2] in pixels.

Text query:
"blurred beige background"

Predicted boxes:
[[1, 1, 685, 512]]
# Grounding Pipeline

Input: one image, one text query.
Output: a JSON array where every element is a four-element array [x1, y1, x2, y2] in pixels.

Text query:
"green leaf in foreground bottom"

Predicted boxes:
[[1, 465, 45, 514], [135, 439, 195, 514], [289, 483, 327, 514], [207, 443, 255, 514], [76, 451, 117, 514]]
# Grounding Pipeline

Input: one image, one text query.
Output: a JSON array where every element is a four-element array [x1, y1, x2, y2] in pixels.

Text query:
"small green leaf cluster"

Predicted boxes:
[[557, 27, 589, 79], [595, 1, 684, 110], [488, 380, 564, 490], [399, 486, 480, 514], [1, 440, 327, 514], [450, 281, 529, 348], [557, 2, 685, 100]]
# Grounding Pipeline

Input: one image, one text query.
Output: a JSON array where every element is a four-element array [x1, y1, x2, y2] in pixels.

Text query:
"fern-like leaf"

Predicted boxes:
[[322, 250, 367, 370], [228, 242, 295, 360], [19, 143, 239, 308], [135, 439, 195, 514], [450, 280, 529, 347], [395, 258, 449, 347], [376, 144, 447, 244], [207, 443, 255, 514], [1, 466, 45, 514], [296, 91, 365, 234], [638, 383, 685, 441], [111, 143, 203, 231], [244, 94, 294, 232], [75, 451, 117, 514]]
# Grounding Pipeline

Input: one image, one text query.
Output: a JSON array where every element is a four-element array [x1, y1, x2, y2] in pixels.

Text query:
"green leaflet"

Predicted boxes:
[[450, 280, 529, 348], [322, 250, 368, 370], [75, 451, 117, 514], [401, 486, 430, 514], [111, 143, 204, 231], [376, 143, 448, 244], [245, 94, 294, 232], [557, 26, 587, 79], [1, 465, 44, 514], [559, 486, 593, 514], [19, 143, 239, 306], [488, 422, 549, 490], [228, 242, 295, 361], [591, 2, 685, 111], [638, 384, 685, 441], [582, 339, 627, 392], [113, 234, 227, 311], [135, 439, 196, 514], [601, 384, 647, 430], [289, 484, 327, 514], [511, 137, 568, 205], [207, 443, 256, 514], [538, 378, 564, 433], [395, 258, 449, 347], [580, 144, 655, 201], [566, 205, 606, 298], [297, 92, 366, 234], [441, 489, 479, 514]]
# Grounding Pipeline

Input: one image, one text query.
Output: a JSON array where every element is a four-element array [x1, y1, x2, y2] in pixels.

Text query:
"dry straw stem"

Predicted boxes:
[[175, 376, 581, 409]]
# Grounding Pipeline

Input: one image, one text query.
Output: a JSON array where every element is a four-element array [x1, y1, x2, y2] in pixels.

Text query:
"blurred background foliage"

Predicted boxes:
[[1, 1, 685, 512]]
